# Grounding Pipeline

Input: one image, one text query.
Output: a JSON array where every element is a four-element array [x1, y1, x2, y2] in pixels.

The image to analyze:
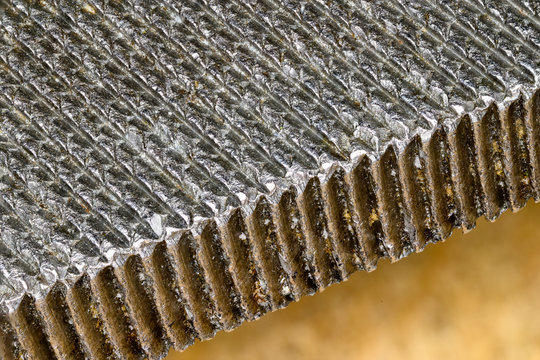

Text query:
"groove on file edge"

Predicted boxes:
[[248, 197, 295, 309], [452, 115, 486, 230], [475, 104, 511, 220], [223, 209, 271, 320], [148, 241, 197, 350], [44, 282, 89, 360], [277, 187, 319, 296], [3, 92, 540, 359], [402, 135, 441, 250], [121, 255, 171, 358], [16, 294, 57, 360], [173, 232, 221, 339], [94, 266, 147, 359], [325, 166, 366, 277], [504, 96, 535, 209], [376, 145, 416, 259], [426, 127, 462, 239], [198, 221, 245, 330]]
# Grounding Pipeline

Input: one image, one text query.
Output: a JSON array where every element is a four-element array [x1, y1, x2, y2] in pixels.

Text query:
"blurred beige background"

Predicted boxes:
[[167, 200, 540, 360]]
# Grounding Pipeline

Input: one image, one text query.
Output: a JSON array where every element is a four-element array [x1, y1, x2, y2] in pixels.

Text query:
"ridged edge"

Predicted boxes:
[[2, 90, 540, 359]]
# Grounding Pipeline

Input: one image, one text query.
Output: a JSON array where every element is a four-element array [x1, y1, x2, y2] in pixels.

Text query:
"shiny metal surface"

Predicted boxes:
[[0, 0, 539, 358]]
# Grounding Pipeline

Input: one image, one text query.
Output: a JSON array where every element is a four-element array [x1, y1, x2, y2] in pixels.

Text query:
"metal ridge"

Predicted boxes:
[[1, 90, 540, 359]]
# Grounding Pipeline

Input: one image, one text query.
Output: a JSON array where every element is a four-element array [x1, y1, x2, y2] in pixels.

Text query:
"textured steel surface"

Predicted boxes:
[[0, 0, 539, 358]]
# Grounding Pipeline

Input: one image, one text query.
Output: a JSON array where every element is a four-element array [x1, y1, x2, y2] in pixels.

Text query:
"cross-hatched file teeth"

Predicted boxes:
[[2, 91, 540, 359], [1, 0, 540, 358]]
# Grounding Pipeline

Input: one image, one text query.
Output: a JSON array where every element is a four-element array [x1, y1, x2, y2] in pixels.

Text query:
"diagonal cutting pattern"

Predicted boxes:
[[0, 0, 539, 358]]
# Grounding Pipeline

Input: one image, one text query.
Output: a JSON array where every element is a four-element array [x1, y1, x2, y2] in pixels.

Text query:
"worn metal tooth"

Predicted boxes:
[[402, 135, 441, 249], [174, 232, 221, 339], [504, 95, 535, 209], [529, 89, 540, 201], [349, 155, 389, 269], [276, 186, 319, 296], [452, 115, 486, 230], [0, 305, 28, 360], [476, 104, 511, 220], [16, 294, 58, 360], [199, 220, 245, 330], [376, 145, 416, 259], [148, 241, 197, 350], [95, 266, 148, 359], [122, 255, 170, 359], [299, 177, 343, 287], [44, 282, 90, 360], [248, 196, 295, 309], [426, 127, 463, 238], [324, 166, 365, 277], [68, 274, 119, 360], [223, 209, 271, 320]]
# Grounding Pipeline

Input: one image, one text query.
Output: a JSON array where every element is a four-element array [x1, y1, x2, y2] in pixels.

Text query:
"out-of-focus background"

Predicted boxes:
[[167, 201, 540, 360]]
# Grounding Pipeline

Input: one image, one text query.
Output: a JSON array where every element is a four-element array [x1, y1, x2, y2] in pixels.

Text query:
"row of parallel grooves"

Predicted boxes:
[[349, 156, 389, 269], [148, 241, 197, 350], [299, 177, 343, 287], [69, 274, 119, 360], [475, 104, 511, 220], [324, 167, 365, 277], [452, 115, 486, 230], [16, 294, 57, 359], [403, 135, 441, 249], [276, 187, 319, 296], [121, 255, 170, 358], [94, 266, 147, 359], [199, 221, 245, 330], [224, 209, 271, 319], [376, 146, 415, 259], [504, 96, 535, 209], [44, 282, 89, 359], [6, 90, 540, 359], [248, 197, 295, 308], [174, 232, 221, 339]]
